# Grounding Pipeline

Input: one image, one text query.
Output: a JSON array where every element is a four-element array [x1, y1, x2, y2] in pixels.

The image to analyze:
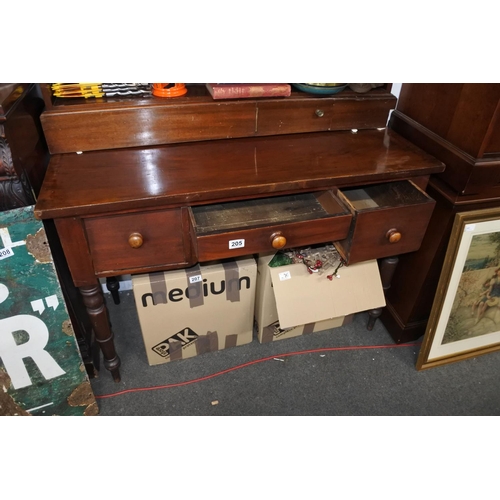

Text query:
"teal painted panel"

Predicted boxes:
[[0, 206, 98, 416]]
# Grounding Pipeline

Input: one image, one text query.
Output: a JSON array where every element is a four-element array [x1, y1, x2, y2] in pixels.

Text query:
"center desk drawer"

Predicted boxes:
[[191, 191, 352, 261], [84, 209, 193, 274], [334, 180, 436, 265]]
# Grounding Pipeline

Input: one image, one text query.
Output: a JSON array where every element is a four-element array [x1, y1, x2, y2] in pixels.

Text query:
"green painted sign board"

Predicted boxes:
[[0, 206, 98, 416]]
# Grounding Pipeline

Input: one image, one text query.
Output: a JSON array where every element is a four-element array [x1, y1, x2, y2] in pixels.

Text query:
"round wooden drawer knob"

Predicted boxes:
[[271, 232, 287, 249], [128, 232, 144, 248], [386, 228, 402, 244]]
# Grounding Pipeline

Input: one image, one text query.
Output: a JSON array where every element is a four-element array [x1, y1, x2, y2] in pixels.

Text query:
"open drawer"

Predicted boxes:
[[190, 191, 352, 261], [334, 180, 436, 264]]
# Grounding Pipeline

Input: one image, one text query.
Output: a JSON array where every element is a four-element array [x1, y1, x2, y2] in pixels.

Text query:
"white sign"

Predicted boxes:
[[0, 247, 14, 260], [229, 239, 245, 249], [279, 271, 292, 281]]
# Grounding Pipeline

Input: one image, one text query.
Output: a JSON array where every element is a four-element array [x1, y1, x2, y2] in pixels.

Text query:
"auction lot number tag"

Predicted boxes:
[[279, 271, 291, 281], [229, 239, 245, 249], [0, 247, 14, 260]]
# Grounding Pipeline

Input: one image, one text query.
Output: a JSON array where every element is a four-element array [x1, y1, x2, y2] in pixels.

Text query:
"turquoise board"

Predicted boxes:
[[0, 206, 98, 416]]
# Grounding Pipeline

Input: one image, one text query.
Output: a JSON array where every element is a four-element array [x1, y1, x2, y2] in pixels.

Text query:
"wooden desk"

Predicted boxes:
[[34, 125, 445, 381]]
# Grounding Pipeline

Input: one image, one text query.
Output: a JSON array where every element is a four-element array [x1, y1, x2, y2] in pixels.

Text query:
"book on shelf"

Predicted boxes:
[[206, 83, 291, 100]]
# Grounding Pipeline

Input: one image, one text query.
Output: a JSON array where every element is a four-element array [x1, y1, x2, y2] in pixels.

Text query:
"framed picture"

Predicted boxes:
[[417, 207, 500, 370]]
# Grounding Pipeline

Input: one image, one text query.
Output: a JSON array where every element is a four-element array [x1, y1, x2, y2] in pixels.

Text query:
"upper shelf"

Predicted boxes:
[[38, 83, 397, 154]]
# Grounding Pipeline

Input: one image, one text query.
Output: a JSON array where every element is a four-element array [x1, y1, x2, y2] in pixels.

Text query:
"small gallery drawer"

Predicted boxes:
[[256, 98, 394, 136], [84, 209, 193, 274], [191, 191, 352, 261], [257, 100, 336, 135], [41, 101, 258, 154], [334, 180, 436, 264]]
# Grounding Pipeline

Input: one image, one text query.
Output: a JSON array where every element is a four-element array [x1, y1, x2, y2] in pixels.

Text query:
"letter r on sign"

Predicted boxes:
[[0, 314, 66, 389]]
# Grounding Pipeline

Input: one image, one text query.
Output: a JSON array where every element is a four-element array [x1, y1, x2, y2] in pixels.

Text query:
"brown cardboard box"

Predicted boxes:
[[132, 257, 257, 365], [260, 315, 354, 343], [254, 249, 385, 343], [255, 252, 280, 340]]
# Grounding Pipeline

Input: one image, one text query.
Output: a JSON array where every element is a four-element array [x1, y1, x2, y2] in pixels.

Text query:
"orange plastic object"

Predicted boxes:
[[151, 83, 187, 97]]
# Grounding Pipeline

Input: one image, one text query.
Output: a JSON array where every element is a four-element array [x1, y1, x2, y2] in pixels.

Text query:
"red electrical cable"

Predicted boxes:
[[94, 341, 421, 400]]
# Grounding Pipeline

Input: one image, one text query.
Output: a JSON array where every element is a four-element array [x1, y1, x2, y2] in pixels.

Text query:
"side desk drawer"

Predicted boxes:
[[191, 191, 352, 261], [334, 180, 436, 264], [84, 209, 193, 274]]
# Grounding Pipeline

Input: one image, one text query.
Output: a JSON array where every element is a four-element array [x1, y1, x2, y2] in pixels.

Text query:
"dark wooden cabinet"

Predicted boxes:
[[382, 84, 500, 343], [34, 83, 445, 381], [0, 84, 47, 209], [390, 84, 500, 197]]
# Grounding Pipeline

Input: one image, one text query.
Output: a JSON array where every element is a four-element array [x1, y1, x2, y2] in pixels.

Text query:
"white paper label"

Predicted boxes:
[[279, 271, 292, 281], [229, 239, 245, 249], [189, 275, 202, 284], [0, 247, 14, 260]]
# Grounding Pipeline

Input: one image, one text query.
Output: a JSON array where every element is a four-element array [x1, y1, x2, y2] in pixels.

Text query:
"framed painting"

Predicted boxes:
[[417, 207, 500, 370]]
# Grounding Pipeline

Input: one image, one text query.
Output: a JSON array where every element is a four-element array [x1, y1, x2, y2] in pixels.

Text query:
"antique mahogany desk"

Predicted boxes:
[[34, 84, 445, 381]]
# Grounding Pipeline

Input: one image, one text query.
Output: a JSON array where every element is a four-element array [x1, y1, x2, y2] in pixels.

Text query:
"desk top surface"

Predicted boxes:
[[35, 128, 445, 219]]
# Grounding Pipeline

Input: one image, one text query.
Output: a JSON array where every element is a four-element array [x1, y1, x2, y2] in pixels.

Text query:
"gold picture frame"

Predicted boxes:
[[417, 207, 500, 370]]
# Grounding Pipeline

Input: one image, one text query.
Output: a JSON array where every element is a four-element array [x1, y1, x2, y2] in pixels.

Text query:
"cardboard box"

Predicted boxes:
[[132, 257, 257, 365], [260, 315, 354, 343], [254, 248, 385, 343]]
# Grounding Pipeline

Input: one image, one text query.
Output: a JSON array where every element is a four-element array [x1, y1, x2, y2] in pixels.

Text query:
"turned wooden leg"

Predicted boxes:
[[106, 276, 121, 305], [367, 308, 383, 330], [367, 256, 399, 331], [80, 284, 121, 382]]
